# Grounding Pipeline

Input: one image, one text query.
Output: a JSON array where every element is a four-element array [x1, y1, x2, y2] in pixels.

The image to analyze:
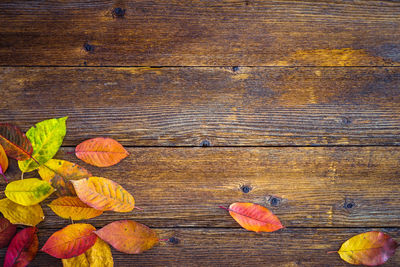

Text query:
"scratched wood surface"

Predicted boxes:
[[1, 0, 400, 266]]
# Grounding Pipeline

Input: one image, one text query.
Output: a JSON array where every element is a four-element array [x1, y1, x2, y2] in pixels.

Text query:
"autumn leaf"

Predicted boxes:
[[95, 220, 158, 254], [0, 123, 33, 161], [75, 137, 129, 167], [337, 231, 399, 266], [220, 202, 284, 232], [0, 218, 16, 248], [39, 159, 92, 196], [5, 178, 54, 206], [19, 117, 67, 173], [0, 198, 44, 226], [71, 177, 135, 212], [0, 143, 9, 182], [41, 223, 97, 259], [62, 238, 113, 267], [4, 227, 39, 267], [48, 196, 103, 220]]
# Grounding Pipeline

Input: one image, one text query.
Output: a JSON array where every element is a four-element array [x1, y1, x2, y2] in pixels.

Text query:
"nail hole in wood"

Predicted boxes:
[[200, 140, 210, 147], [344, 201, 355, 209], [240, 185, 252, 193], [341, 117, 351, 125], [232, 66, 239, 72], [112, 7, 125, 18], [83, 43, 94, 52], [168, 237, 179, 244], [267, 196, 281, 207]]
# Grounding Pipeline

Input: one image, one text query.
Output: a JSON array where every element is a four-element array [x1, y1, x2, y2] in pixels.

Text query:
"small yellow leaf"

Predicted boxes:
[[0, 198, 44, 226], [5, 178, 54, 206], [62, 238, 113, 267], [48, 197, 103, 220]]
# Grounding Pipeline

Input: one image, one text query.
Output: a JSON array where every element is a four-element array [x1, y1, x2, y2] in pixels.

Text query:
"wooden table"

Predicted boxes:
[[1, 1, 400, 266]]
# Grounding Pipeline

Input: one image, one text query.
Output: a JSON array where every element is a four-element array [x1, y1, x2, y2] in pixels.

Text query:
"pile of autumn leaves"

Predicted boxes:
[[0, 117, 399, 266], [0, 117, 159, 266]]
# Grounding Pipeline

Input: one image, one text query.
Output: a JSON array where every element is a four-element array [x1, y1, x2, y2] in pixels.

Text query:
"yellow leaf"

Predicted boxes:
[[48, 197, 103, 220], [62, 238, 113, 267], [71, 177, 134, 212], [0, 198, 44, 226], [5, 178, 54, 206]]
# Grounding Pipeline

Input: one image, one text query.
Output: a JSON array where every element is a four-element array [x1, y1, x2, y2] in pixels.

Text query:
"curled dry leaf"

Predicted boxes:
[[75, 137, 129, 167], [0, 198, 44, 226], [62, 238, 113, 267], [71, 177, 135, 212], [4, 227, 39, 267], [337, 231, 399, 266], [49, 196, 103, 220], [0, 123, 33, 161], [95, 220, 159, 254], [0, 143, 8, 182], [39, 159, 92, 196], [5, 178, 54, 206], [221, 202, 284, 233], [19, 117, 67, 173], [0, 218, 17, 248], [41, 223, 97, 259]]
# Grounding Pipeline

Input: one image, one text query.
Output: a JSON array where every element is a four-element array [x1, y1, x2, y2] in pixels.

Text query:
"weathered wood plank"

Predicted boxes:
[[1, 227, 399, 266], [2, 147, 400, 228], [1, 67, 400, 146], [0, 1, 399, 66]]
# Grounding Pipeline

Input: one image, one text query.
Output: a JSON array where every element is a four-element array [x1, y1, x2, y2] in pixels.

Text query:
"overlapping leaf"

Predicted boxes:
[[0, 198, 44, 226], [19, 117, 67, 173], [0, 123, 33, 160], [0, 218, 16, 248], [95, 220, 158, 254], [221, 202, 284, 233], [71, 177, 135, 212], [0, 143, 8, 181], [4, 227, 38, 267], [5, 178, 54, 206], [49, 196, 103, 220], [337, 231, 399, 266], [41, 223, 97, 259], [62, 238, 113, 267], [75, 137, 129, 167], [39, 159, 91, 196]]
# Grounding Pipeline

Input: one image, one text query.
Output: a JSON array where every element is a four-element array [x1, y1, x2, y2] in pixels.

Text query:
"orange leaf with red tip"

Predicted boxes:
[[41, 223, 97, 259], [0, 144, 8, 182], [4, 227, 38, 267], [75, 137, 129, 167], [95, 220, 158, 254], [0, 123, 33, 161], [220, 202, 284, 232], [337, 231, 399, 266]]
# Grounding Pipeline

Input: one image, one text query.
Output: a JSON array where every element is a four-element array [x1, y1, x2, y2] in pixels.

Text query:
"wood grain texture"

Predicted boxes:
[[1, 227, 399, 266], [1, 67, 400, 146], [0, 1, 400, 66], [2, 147, 400, 228]]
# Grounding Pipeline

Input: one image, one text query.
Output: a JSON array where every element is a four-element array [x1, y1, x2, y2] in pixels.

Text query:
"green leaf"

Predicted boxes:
[[18, 117, 67, 173], [5, 178, 54, 206]]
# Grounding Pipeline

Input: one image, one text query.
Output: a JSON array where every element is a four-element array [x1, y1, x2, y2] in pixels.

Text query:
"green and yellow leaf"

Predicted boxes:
[[5, 178, 54, 206]]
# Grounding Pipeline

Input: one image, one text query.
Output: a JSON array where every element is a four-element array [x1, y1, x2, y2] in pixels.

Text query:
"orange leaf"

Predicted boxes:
[[95, 220, 158, 254], [71, 177, 134, 212], [220, 202, 284, 232], [48, 196, 103, 220], [75, 138, 129, 167], [0, 144, 8, 182], [0, 123, 33, 161], [337, 231, 399, 266], [41, 223, 97, 259]]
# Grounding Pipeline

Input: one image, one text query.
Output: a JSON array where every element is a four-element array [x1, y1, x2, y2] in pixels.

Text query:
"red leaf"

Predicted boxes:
[[4, 227, 38, 267], [0, 218, 16, 248], [221, 202, 284, 232], [0, 123, 33, 161]]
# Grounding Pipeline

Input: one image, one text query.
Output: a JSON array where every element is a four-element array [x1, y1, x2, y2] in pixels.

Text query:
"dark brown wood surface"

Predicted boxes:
[[0, 1, 400, 66], [1, 0, 400, 266], [1, 67, 400, 146]]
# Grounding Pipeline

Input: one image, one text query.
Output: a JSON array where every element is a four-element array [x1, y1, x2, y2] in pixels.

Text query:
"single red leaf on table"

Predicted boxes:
[[0, 218, 16, 248], [0, 123, 33, 161], [95, 220, 159, 254], [41, 223, 97, 259], [0, 144, 9, 182], [220, 202, 284, 232], [75, 137, 129, 167], [4, 227, 38, 267], [337, 231, 399, 266]]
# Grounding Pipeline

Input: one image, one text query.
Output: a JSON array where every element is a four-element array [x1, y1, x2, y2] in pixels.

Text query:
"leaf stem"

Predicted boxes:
[[218, 205, 229, 211], [21, 172, 24, 180], [158, 239, 169, 242], [134, 206, 143, 211], [327, 251, 337, 254]]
